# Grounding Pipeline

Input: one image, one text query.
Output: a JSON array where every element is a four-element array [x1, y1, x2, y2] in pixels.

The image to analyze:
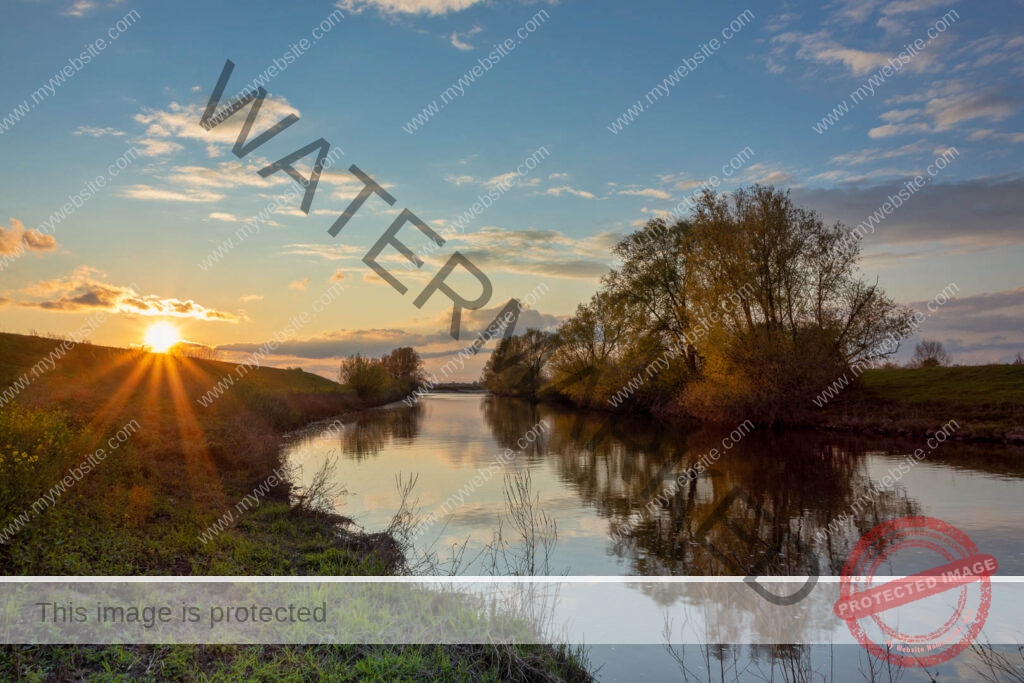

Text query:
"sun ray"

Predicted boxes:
[[162, 358, 229, 509]]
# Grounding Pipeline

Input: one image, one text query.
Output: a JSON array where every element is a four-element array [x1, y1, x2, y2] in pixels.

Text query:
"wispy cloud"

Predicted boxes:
[[828, 140, 932, 165], [617, 187, 672, 200], [207, 212, 240, 222], [869, 83, 1016, 137], [450, 25, 483, 51], [74, 126, 126, 137], [447, 226, 621, 279], [61, 0, 96, 17], [120, 185, 225, 203], [544, 185, 596, 199], [336, 0, 485, 16]]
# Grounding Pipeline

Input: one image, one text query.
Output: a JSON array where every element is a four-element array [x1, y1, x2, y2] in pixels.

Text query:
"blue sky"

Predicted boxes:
[[2, 0, 1023, 378]]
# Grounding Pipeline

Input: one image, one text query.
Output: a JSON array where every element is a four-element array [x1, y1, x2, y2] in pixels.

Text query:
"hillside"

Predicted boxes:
[[0, 332, 591, 680]]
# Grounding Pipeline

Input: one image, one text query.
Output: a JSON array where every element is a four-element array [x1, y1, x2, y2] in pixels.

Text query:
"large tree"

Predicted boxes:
[[546, 185, 909, 423]]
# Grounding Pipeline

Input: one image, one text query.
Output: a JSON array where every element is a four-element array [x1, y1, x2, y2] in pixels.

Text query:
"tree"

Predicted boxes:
[[480, 329, 558, 398], [550, 184, 909, 423], [548, 292, 642, 407], [1012, 352, 1024, 366], [675, 186, 907, 421], [911, 340, 951, 368], [338, 353, 391, 400], [381, 347, 426, 390], [603, 218, 700, 374]]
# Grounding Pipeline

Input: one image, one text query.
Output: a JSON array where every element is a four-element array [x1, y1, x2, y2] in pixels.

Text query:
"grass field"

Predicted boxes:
[[0, 333, 592, 681], [862, 364, 1024, 405], [823, 365, 1024, 441]]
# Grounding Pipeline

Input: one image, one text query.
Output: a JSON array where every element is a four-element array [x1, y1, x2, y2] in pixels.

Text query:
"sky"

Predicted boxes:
[[1, 0, 1022, 380]]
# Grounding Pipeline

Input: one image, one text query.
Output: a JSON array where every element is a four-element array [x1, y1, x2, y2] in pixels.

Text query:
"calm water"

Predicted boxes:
[[284, 393, 1024, 578], [284, 394, 1024, 681]]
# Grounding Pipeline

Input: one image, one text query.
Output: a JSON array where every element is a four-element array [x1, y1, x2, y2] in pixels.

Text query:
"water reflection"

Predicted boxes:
[[334, 402, 424, 460], [286, 394, 1024, 578]]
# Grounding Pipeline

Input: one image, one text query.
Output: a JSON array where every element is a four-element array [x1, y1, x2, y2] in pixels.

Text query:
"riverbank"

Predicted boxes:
[[489, 363, 1024, 443], [0, 333, 592, 681], [817, 365, 1024, 443]]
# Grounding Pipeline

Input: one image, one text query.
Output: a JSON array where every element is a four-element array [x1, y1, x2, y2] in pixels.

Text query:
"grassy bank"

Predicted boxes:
[[818, 365, 1024, 442], [0, 333, 591, 681]]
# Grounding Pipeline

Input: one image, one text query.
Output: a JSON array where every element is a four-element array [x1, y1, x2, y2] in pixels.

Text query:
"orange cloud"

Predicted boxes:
[[17, 267, 239, 322]]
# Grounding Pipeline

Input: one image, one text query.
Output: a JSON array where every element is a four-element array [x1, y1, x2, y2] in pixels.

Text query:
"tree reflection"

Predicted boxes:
[[336, 403, 424, 460], [480, 397, 925, 577]]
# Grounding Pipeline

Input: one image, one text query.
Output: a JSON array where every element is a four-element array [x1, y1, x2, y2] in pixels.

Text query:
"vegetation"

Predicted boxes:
[[821, 365, 1024, 441], [910, 339, 952, 368], [0, 643, 591, 682], [484, 185, 909, 425], [338, 346, 426, 401], [0, 333, 591, 681]]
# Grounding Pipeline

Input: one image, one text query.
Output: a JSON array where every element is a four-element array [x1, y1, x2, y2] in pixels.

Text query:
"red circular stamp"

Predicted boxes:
[[833, 516, 997, 668]]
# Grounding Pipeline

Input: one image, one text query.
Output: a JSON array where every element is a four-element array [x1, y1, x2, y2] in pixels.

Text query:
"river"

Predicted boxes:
[[283, 393, 1024, 681]]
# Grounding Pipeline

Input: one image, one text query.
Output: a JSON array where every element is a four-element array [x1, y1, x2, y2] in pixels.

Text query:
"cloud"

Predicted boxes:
[[166, 159, 300, 190], [134, 139, 185, 157], [870, 83, 1017, 138], [828, 140, 932, 165], [445, 174, 477, 187], [829, 0, 886, 23], [215, 299, 566, 379], [771, 31, 938, 76], [792, 176, 1024, 249], [483, 172, 540, 189], [283, 243, 365, 261], [289, 278, 310, 291], [17, 267, 238, 321], [874, 0, 961, 35], [808, 167, 920, 184], [730, 164, 795, 186], [446, 226, 622, 279], [219, 302, 561, 359], [548, 172, 569, 180], [336, 0, 485, 16], [868, 123, 932, 138], [207, 212, 239, 222], [902, 286, 1024, 364], [74, 126, 125, 137], [330, 269, 347, 283], [450, 25, 483, 51], [61, 0, 96, 16], [617, 188, 672, 200], [133, 98, 301, 157], [240, 294, 264, 302], [925, 87, 1015, 129], [545, 186, 596, 199], [879, 109, 921, 123], [968, 129, 1024, 144], [0, 218, 58, 257], [120, 185, 225, 203]]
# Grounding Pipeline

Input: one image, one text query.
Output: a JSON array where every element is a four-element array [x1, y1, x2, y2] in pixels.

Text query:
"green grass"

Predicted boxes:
[[1, 643, 591, 682], [862, 364, 1024, 405], [820, 365, 1024, 441]]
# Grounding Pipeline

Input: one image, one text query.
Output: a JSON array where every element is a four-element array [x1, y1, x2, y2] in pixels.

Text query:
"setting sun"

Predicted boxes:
[[144, 321, 181, 353]]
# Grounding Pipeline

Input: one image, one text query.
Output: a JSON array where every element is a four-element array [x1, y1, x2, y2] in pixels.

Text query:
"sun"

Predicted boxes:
[[144, 321, 181, 353]]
